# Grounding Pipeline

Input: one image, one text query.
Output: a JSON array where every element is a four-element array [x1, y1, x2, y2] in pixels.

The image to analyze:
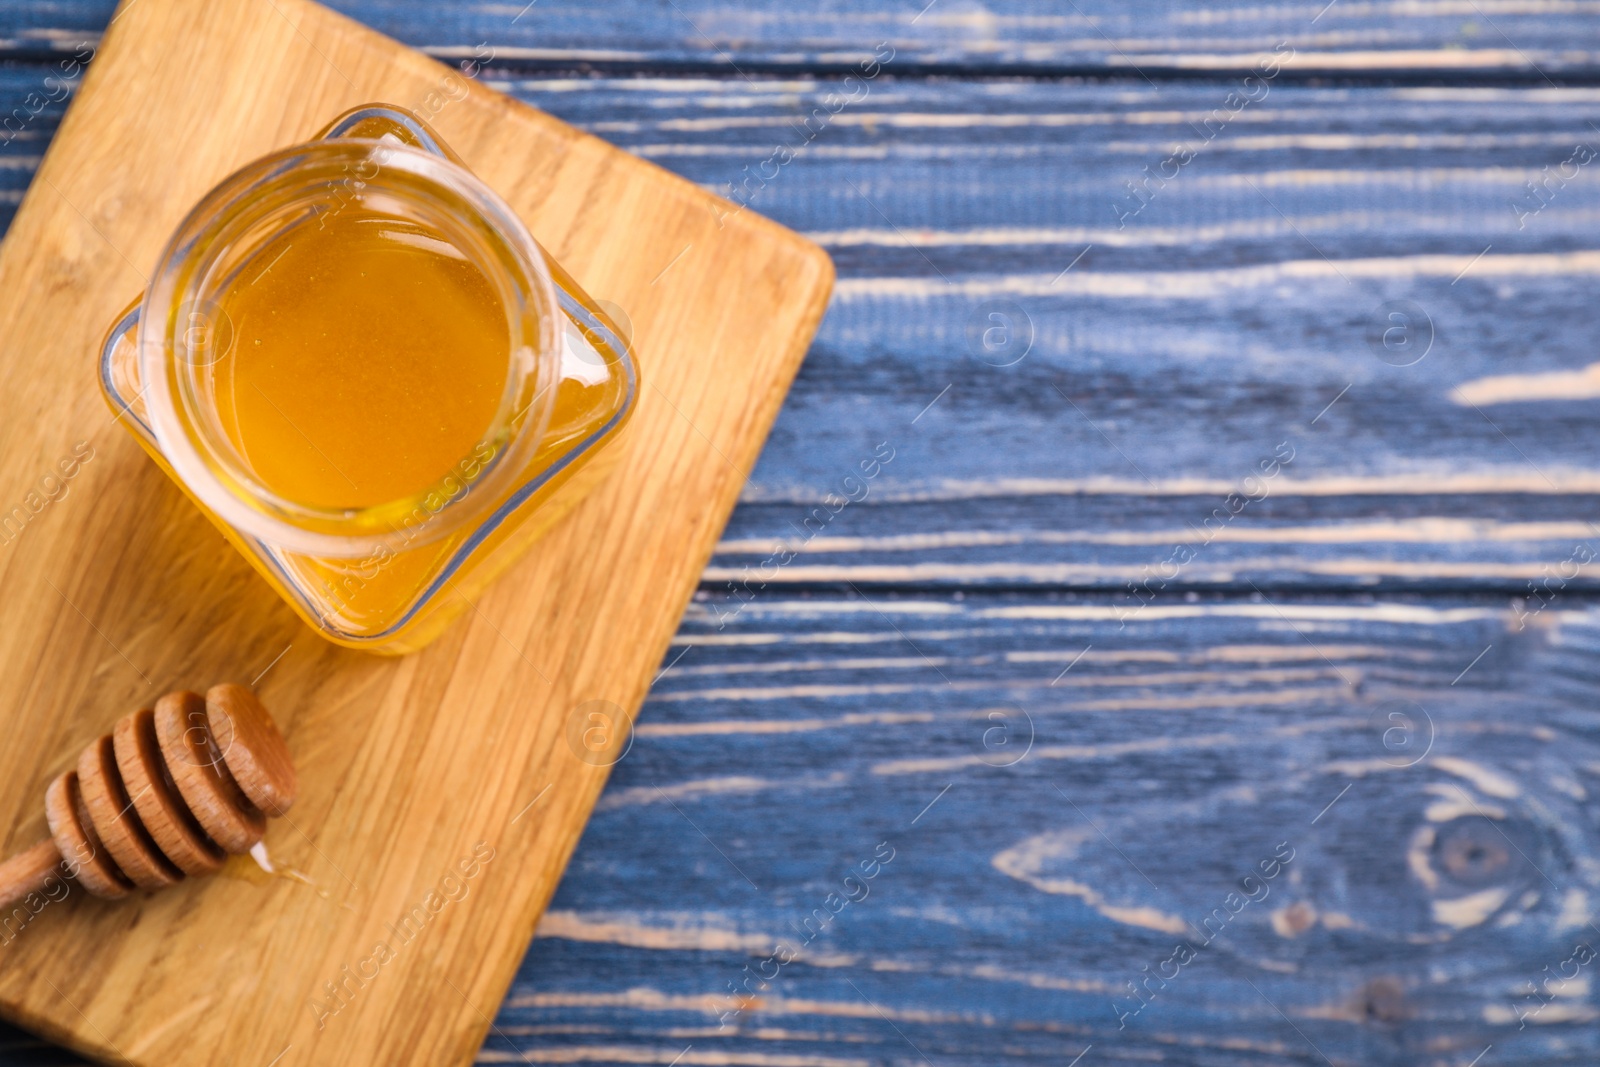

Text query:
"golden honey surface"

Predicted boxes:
[[210, 211, 511, 510]]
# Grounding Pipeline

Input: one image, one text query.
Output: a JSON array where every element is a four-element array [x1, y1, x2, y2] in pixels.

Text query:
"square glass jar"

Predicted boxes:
[[99, 106, 638, 654]]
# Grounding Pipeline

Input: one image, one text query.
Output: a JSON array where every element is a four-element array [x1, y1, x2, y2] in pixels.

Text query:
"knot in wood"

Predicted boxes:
[[1359, 977, 1410, 1025], [1436, 819, 1511, 886]]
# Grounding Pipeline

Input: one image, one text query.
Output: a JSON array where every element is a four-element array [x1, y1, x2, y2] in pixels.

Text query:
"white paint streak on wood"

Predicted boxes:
[[1205, 165, 1589, 188], [802, 207, 1593, 249], [662, 656, 951, 677], [1484, 1002, 1600, 1025], [1452, 362, 1600, 405], [1396, 84, 1600, 102], [1433, 887, 1513, 928], [742, 472, 1600, 503], [717, 520, 1600, 555], [1408, 825, 1440, 891], [510, 76, 821, 94], [832, 251, 1600, 301], [668, 641, 1421, 663], [432, 45, 657, 62], [659, 680, 1347, 707], [977, 603, 1499, 624], [1424, 798, 1507, 822], [595, 775, 783, 809], [1119, 48, 1557, 69], [1270, 902, 1318, 938], [702, 560, 1600, 583], [672, 629, 989, 647], [878, 717, 1348, 775], [991, 830, 1190, 934], [1557, 889, 1592, 931], [957, 964, 1113, 993], [1202, 643, 1430, 662], [636, 712, 936, 738], [1193, 2, 1600, 21], [654, 667, 1352, 722], [1329, 758, 1426, 778], [506, 989, 984, 1027], [684, 600, 963, 617], [648, 681, 931, 703], [504, 989, 729, 1014], [536, 911, 787, 954], [1008, 644, 1421, 664], [587, 108, 1307, 133], [1432, 756, 1523, 798]]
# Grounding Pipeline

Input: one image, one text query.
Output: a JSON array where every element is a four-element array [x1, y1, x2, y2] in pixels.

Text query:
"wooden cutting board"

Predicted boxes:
[[0, 0, 832, 1064]]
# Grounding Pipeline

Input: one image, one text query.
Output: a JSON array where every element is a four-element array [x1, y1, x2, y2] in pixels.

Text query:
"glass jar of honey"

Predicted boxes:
[[99, 105, 638, 654]]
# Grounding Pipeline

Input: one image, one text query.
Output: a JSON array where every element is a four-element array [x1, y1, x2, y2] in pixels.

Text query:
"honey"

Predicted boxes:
[[210, 212, 511, 510], [99, 104, 638, 653]]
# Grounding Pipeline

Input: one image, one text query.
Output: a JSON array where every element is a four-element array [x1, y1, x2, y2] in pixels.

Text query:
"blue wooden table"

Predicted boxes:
[[6, 2, 1600, 1064]]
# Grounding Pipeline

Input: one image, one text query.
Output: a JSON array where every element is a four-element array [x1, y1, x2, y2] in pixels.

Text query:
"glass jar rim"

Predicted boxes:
[[138, 137, 561, 559]]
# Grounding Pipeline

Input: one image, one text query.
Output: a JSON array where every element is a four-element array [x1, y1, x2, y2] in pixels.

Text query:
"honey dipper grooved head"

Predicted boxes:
[[0, 684, 295, 910], [114, 707, 224, 876], [206, 683, 297, 817], [44, 771, 131, 899], [78, 733, 182, 890], [154, 691, 264, 853]]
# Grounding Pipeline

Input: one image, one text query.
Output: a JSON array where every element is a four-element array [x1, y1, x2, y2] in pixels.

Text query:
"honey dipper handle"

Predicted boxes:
[[0, 838, 65, 913]]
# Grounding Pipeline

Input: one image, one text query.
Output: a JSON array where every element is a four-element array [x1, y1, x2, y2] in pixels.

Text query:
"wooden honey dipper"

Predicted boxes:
[[0, 684, 295, 911]]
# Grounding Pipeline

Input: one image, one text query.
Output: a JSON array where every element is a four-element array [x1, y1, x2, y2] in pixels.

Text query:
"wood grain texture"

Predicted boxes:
[[2, 1, 1599, 1066], [0, 840, 63, 915], [0, 2, 829, 1067], [503, 590, 1600, 1067], [526, 76, 1600, 595], [3, 0, 1600, 77], [11, 71, 1600, 593]]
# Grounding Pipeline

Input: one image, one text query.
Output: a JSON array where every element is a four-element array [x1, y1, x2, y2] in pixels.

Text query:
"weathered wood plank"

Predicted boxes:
[[9, 590, 1597, 1065], [4, 7, 1600, 1067], [0, 67, 69, 225], [496, 75, 1600, 594], [480, 590, 1600, 1066], [0, 0, 835, 1059], [3, 0, 1600, 76], [9, 69, 1600, 588]]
